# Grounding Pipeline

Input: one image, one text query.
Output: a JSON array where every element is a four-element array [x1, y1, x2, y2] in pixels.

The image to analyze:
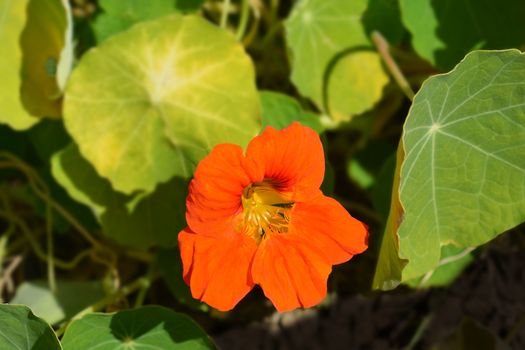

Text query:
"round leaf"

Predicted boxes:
[[398, 50, 525, 280], [285, 0, 388, 120], [0, 304, 61, 350], [61, 305, 216, 350], [64, 15, 260, 194], [0, 0, 37, 130]]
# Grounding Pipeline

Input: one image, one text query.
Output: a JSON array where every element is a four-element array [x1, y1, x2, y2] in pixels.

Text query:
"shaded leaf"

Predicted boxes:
[[0, 304, 61, 350], [52, 144, 186, 248], [157, 248, 209, 311], [61, 305, 216, 350], [400, 0, 525, 70], [93, 0, 178, 42], [64, 15, 260, 194], [10, 280, 105, 325], [260, 91, 323, 133]]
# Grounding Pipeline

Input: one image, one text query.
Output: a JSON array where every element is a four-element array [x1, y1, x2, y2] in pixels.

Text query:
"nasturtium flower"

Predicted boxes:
[[179, 122, 368, 312]]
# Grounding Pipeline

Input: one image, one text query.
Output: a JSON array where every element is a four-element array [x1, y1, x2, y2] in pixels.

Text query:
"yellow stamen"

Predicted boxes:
[[241, 180, 294, 244]]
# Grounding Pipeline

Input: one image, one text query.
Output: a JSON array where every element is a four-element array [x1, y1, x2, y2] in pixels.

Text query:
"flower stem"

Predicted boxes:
[[371, 31, 415, 101], [236, 0, 250, 41], [220, 0, 231, 28]]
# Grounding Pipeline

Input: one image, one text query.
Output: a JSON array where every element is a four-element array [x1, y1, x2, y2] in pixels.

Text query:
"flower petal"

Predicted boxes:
[[292, 195, 368, 265], [186, 143, 253, 233], [251, 235, 331, 312], [245, 122, 324, 202], [179, 227, 258, 311]]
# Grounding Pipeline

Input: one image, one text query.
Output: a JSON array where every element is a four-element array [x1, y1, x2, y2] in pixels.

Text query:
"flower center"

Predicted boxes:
[[241, 180, 294, 243]]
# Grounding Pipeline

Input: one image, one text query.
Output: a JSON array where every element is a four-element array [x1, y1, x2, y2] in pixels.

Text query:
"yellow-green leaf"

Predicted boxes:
[[64, 15, 260, 194]]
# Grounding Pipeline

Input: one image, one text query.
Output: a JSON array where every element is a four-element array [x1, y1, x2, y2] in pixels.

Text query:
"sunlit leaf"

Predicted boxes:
[[260, 91, 323, 133], [52, 144, 186, 248], [61, 305, 216, 350], [0, 304, 61, 350], [0, 0, 37, 130], [64, 15, 260, 194], [399, 0, 525, 70], [10, 281, 105, 325], [285, 0, 389, 121], [20, 0, 73, 117], [376, 50, 525, 287]]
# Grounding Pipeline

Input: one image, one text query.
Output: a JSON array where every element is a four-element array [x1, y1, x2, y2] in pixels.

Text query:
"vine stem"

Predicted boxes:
[[371, 31, 415, 101]]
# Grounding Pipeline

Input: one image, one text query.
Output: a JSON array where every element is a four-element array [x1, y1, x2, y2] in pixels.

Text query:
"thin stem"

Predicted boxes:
[[0, 211, 95, 270], [371, 31, 415, 101], [220, 0, 231, 28], [133, 263, 157, 309], [236, 0, 250, 41], [45, 196, 56, 292], [0, 255, 23, 302], [0, 155, 108, 251]]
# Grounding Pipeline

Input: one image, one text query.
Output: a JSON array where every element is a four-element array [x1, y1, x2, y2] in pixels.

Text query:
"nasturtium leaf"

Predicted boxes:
[[406, 245, 474, 288], [93, 0, 177, 42], [0, 304, 61, 350], [0, 0, 37, 130], [10, 281, 105, 325], [260, 91, 323, 133], [285, 0, 389, 121], [64, 15, 260, 194], [326, 51, 389, 121], [399, 0, 525, 70], [20, 0, 73, 118], [61, 305, 216, 350], [157, 248, 209, 311], [393, 50, 525, 282], [52, 144, 186, 248]]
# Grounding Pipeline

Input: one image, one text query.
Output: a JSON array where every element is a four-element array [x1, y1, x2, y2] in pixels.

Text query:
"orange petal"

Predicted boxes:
[[186, 143, 253, 233], [179, 227, 258, 311], [251, 235, 331, 312], [292, 195, 368, 265], [245, 122, 324, 202]]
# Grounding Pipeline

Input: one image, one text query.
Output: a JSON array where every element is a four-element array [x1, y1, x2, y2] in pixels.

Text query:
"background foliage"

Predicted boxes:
[[0, 0, 524, 349]]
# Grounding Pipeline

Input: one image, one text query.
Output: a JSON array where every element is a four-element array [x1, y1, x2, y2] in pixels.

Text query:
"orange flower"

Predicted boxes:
[[179, 122, 368, 312]]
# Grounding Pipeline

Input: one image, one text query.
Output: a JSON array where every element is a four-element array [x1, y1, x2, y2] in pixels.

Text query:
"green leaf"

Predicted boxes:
[[406, 245, 474, 288], [399, 0, 525, 70], [0, 0, 37, 130], [61, 305, 216, 350], [285, 0, 389, 121], [157, 248, 209, 311], [10, 281, 105, 325], [52, 144, 186, 248], [64, 14, 260, 194], [0, 304, 61, 350], [380, 50, 525, 285], [93, 0, 178, 42], [260, 91, 323, 133], [20, 0, 73, 117]]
